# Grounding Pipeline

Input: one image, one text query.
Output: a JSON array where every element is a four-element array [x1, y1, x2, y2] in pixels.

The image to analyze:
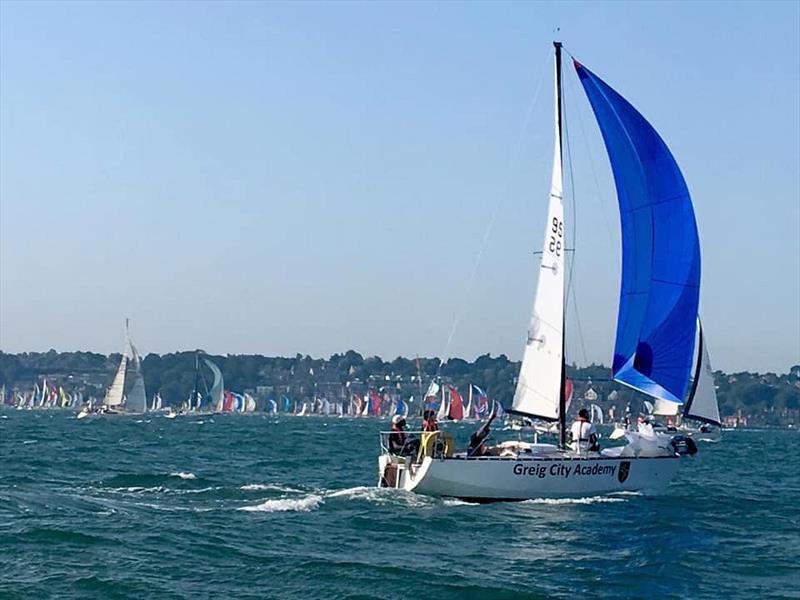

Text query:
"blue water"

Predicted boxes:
[[0, 412, 797, 599]]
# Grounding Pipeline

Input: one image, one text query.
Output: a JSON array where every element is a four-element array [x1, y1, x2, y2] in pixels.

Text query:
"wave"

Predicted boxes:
[[98, 472, 205, 490], [103, 485, 221, 496], [238, 494, 323, 513]]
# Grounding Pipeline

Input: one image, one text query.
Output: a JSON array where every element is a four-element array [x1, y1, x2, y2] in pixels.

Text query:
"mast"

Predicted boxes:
[[192, 352, 200, 410], [682, 322, 704, 416], [554, 41, 567, 449]]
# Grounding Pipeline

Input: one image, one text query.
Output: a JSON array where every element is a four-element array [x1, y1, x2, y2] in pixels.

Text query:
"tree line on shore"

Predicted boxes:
[[0, 350, 798, 420]]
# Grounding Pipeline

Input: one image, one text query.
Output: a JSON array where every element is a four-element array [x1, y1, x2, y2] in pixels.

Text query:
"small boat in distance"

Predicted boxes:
[[378, 42, 707, 501], [86, 319, 147, 417]]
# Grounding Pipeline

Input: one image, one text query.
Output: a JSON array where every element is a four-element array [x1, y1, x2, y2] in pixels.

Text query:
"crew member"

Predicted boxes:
[[389, 415, 418, 455], [467, 409, 498, 457], [570, 408, 599, 453], [422, 409, 439, 432]]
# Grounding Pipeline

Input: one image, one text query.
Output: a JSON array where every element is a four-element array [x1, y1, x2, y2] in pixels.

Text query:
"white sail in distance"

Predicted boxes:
[[203, 358, 224, 412], [125, 341, 148, 413], [683, 323, 721, 426], [436, 386, 449, 420], [652, 397, 681, 417], [511, 54, 565, 421], [104, 353, 128, 407]]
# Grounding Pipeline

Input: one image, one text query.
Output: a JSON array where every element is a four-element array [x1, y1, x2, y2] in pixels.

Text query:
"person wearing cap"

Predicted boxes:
[[570, 408, 599, 453]]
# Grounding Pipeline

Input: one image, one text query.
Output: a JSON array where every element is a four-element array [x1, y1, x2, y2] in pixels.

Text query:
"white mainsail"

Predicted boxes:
[[104, 354, 127, 407], [683, 324, 721, 426], [125, 342, 148, 413], [203, 358, 224, 412], [511, 54, 565, 421]]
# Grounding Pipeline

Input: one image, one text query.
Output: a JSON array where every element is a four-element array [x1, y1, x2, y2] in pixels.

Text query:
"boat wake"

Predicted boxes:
[[237, 485, 458, 514]]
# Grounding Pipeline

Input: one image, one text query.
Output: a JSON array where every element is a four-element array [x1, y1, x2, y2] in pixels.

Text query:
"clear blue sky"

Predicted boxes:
[[1, 1, 798, 373]]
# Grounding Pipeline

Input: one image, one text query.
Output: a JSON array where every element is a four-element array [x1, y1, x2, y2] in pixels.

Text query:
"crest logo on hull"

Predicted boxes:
[[618, 461, 631, 484]]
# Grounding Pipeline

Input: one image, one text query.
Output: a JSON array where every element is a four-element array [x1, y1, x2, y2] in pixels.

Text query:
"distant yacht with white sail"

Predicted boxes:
[[181, 353, 225, 413], [95, 319, 147, 415]]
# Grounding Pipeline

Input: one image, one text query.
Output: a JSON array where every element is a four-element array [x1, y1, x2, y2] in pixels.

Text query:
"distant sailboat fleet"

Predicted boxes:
[[5, 319, 493, 421]]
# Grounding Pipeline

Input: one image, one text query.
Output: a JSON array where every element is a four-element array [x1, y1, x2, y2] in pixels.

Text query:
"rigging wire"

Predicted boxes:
[[434, 47, 552, 379], [564, 48, 619, 263]]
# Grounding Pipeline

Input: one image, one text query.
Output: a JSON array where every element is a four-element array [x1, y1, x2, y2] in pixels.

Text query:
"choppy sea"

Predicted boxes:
[[0, 411, 797, 599]]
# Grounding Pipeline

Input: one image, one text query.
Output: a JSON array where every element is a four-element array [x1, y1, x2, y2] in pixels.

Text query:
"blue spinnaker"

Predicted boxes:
[[575, 61, 700, 403]]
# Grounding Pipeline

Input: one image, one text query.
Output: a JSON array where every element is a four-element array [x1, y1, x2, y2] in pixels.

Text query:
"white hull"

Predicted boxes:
[[651, 424, 721, 443], [380, 453, 680, 501]]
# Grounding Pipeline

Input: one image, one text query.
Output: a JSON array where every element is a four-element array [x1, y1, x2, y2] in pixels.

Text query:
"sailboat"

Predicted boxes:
[[99, 319, 147, 415], [378, 42, 705, 500], [640, 322, 721, 441], [184, 354, 224, 413], [447, 386, 465, 421]]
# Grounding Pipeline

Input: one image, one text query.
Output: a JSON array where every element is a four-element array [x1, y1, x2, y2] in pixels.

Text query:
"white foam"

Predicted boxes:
[[129, 502, 214, 513], [324, 486, 433, 508], [112, 486, 168, 494], [325, 486, 374, 499], [238, 494, 323, 513], [240, 483, 304, 493], [170, 472, 197, 480], [442, 498, 475, 507], [523, 496, 627, 505]]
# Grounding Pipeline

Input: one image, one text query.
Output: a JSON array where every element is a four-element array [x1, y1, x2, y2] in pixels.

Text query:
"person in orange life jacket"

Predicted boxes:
[[389, 415, 419, 455], [570, 408, 599, 452], [422, 409, 439, 432]]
